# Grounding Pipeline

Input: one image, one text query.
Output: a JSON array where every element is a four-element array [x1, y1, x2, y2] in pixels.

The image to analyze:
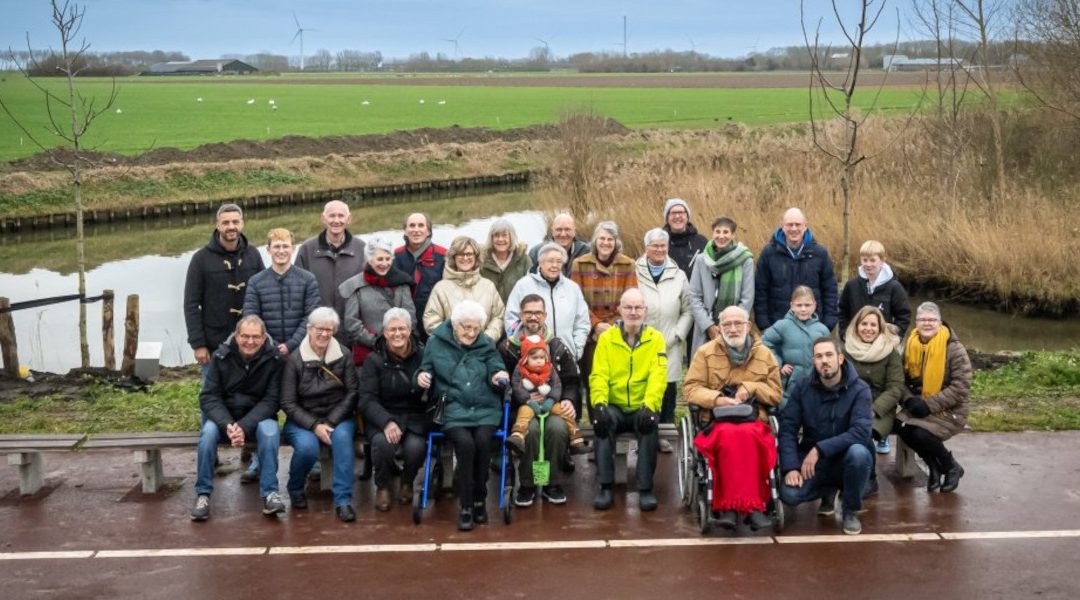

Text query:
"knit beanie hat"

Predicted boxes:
[[518, 334, 548, 364], [663, 198, 691, 221]]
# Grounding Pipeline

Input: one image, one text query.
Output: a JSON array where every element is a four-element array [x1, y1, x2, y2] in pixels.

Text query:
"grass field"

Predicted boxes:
[[0, 73, 930, 162]]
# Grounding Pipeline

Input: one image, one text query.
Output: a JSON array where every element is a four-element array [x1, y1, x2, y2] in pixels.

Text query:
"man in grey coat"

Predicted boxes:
[[295, 200, 366, 343]]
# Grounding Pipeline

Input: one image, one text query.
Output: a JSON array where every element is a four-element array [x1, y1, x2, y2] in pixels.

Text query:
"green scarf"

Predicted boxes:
[[702, 240, 753, 319]]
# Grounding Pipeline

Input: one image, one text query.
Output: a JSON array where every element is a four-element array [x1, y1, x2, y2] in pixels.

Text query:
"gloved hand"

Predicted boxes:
[[527, 400, 544, 415], [539, 399, 555, 414], [635, 407, 658, 434], [593, 404, 615, 438], [905, 396, 931, 418]]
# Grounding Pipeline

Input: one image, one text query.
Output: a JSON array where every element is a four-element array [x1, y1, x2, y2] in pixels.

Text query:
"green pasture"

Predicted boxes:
[[0, 74, 930, 162]]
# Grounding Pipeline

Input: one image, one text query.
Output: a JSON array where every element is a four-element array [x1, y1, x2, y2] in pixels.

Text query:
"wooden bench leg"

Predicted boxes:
[[133, 449, 164, 493], [614, 436, 631, 486], [319, 446, 333, 492], [8, 451, 44, 496], [895, 437, 921, 478]]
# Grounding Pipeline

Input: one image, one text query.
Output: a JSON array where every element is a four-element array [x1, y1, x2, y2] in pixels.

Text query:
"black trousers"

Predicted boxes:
[[898, 423, 952, 470], [594, 408, 658, 490], [370, 430, 426, 489], [446, 425, 496, 509], [660, 382, 677, 424]]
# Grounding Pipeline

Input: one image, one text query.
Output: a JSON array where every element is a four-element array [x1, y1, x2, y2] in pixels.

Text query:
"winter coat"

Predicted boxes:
[[838, 263, 912, 339], [504, 272, 592, 361], [663, 222, 708, 280], [761, 310, 832, 406], [280, 337, 357, 430], [480, 242, 532, 303], [294, 230, 366, 337], [242, 265, 322, 353], [511, 366, 562, 409], [688, 252, 755, 357], [393, 239, 447, 329], [754, 228, 839, 331], [636, 257, 693, 382], [897, 329, 971, 440], [200, 335, 283, 440], [684, 332, 782, 422], [338, 268, 416, 350], [845, 349, 905, 439], [570, 252, 638, 330], [423, 264, 505, 341], [779, 360, 873, 475], [418, 321, 506, 429], [358, 335, 432, 437], [499, 331, 581, 408], [589, 324, 668, 414], [183, 231, 265, 351], [527, 236, 591, 278]]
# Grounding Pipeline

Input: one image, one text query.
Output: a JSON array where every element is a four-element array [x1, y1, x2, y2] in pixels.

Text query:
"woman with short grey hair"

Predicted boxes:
[[480, 218, 532, 303], [339, 237, 416, 366]]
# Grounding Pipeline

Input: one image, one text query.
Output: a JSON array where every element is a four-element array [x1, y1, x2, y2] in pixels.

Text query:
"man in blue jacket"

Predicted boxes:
[[754, 208, 839, 331], [779, 336, 873, 535]]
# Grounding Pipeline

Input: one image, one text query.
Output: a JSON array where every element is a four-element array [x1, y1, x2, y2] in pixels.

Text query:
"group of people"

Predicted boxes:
[[182, 197, 972, 535]]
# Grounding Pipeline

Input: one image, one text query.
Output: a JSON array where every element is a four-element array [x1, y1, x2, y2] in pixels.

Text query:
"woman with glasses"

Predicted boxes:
[[423, 235, 505, 342], [339, 237, 416, 367]]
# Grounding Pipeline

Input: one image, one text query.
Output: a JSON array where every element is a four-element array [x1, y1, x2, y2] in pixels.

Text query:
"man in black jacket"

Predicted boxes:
[[191, 316, 285, 521], [661, 198, 707, 279], [754, 207, 839, 331], [779, 337, 874, 535], [498, 293, 582, 507], [184, 203, 265, 371]]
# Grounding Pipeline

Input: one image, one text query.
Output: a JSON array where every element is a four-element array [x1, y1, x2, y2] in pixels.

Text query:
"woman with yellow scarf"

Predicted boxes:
[[897, 302, 972, 493]]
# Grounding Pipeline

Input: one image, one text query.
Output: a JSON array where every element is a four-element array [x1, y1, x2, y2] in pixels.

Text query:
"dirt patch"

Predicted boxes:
[[0, 365, 198, 403], [2, 121, 631, 173]]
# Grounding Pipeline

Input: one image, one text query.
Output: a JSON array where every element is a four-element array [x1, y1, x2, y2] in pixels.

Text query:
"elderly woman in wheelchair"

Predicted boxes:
[[682, 306, 783, 532]]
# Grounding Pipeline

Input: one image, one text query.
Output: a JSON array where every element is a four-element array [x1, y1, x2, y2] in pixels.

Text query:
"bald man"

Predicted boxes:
[[295, 199, 366, 341], [528, 213, 591, 279], [754, 208, 839, 331]]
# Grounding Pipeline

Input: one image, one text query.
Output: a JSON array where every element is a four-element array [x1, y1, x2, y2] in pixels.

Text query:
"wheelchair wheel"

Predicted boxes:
[[772, 499, 785, 534], [677, 414, 694, 507], [503, 503, 513, 525], [697, 496, 712, 535], [412, 497, 423, 525]]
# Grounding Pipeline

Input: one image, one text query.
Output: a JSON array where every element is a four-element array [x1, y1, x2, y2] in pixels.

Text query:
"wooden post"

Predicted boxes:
[[121, 294, 140, 376], [101, 290, 115, 371], [0, 297, 19, 378]]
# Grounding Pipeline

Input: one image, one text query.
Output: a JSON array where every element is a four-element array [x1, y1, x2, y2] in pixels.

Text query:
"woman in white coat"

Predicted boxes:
[[636, 228, 693, 452]]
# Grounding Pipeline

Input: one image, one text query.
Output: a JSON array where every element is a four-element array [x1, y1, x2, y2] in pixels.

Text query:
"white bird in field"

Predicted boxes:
[[438, 100, 446, 105], [246, 98, 255, 105], [272, 105, 278, 111], [268, 99, 275, 105], [115, 108, 122, 114], [361, 100, 370, 106], [196, 97, 203, 102], [419, 99, 425, 104]]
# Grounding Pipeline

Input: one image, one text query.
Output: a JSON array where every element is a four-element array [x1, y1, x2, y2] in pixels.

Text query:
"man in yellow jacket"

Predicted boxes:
[[590, 288, 668, 512]]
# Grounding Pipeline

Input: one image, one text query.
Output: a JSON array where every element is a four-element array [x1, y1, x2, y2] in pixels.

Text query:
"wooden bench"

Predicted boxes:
[[580, 423, 679, 485], [0, 434, 86, 495]]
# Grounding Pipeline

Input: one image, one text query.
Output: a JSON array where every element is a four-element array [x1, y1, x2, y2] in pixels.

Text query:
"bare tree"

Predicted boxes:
[[0, 0, 118, 368], [1013, 0, 1080, 122], [556, 107, 612, 221]]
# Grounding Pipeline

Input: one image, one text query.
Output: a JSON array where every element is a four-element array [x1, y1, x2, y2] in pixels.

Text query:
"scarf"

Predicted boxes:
[[517, 358, 552, 388], [725, 336, 752, 366], [702, 240, 753, 318], [844, 325, 899, 363], [903, 325, 950, 397], [363, 266, 393, 288], [647, 261, 665, 282]]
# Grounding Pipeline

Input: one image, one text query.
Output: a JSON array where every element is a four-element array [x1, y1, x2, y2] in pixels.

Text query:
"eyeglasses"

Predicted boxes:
[[622, 306, 646, 313], [384, 325, 410, 334], [720, 321, 748, 329], [522, 310, 545, 317], [237, 333, 265, 342], [310, 326, 335, 335], [915, 318, 940, 324], [454, 323, 481, 334], [667, 210, 687, 216], [540, 258, 563, 265], [457, 252, 476, 258]]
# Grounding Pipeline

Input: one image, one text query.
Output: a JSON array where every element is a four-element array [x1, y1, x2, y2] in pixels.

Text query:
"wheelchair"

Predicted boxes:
[[677, 403, 785, 534], [412, 386, 514, 526]]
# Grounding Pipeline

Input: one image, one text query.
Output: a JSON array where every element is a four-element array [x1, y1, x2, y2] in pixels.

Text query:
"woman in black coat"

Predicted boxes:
[[357, 307, 432, 512]]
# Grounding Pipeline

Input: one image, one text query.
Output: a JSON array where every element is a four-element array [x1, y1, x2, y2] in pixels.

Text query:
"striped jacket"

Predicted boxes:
[[570, 252, 638, 330]]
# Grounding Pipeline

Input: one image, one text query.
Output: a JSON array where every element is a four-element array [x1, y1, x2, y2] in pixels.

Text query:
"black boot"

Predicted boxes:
[[940, 453, 965, 493], [926, 463, 942, 492], [473, 500, 488, 524], [458, 506, 474, 531]]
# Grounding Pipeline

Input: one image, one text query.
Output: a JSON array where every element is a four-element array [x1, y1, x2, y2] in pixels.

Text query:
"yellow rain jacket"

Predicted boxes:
[[589, 324, 668, 414]]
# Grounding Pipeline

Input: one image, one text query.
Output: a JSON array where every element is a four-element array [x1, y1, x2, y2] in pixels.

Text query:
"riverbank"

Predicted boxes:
[[1, 350, 1078, 434]]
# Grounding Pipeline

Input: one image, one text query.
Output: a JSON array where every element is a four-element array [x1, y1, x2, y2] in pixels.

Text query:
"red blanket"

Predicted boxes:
[[693, 420, 776, 513]]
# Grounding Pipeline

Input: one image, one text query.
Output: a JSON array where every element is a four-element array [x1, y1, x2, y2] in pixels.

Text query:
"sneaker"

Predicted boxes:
[[842, 511, 862, 535], [515, 486, 536, 507], [817, 491, 837, 516], [505, 433, 526, 455], [473, 501, 488, 524], [263, 492, 286, 516], [289, 491, 308, 510], [638, 489, 658, 512], [458, 507, 474, 531], [240, 458, 260, 483], [658, 439, 674, 454], [190, 494, 210, 521], [875, 438, 891, 455], [542, 484, 567, 505], [336, 504, 356, 523]]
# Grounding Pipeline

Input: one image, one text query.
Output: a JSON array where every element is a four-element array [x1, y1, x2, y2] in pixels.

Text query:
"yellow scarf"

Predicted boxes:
[[904, 325, 950, 397]]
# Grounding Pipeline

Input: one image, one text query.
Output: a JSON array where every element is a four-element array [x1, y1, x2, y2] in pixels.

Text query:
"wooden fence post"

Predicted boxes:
[[0, 297, 19, 378], [121, 295, 140, 376], [102, 290, 115, 371]]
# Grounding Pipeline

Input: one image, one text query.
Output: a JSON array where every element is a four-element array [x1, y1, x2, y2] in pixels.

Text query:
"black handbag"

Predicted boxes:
[[429, 392, 448, 426]]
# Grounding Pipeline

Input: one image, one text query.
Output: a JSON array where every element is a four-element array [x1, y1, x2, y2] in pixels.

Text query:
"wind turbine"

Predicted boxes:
[[534, 35, 556, 61], [291, 11, 317, 71], [442, 28, 465, 59], [687, 35, 698, 60]]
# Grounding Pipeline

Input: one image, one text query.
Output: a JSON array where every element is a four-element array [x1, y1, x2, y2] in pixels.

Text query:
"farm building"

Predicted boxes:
[[883, 54, 964, 72], [143, 59, 258, 76]]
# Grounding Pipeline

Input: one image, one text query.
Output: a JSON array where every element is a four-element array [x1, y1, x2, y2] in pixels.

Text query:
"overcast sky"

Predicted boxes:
[[1, 0, 912, 61]]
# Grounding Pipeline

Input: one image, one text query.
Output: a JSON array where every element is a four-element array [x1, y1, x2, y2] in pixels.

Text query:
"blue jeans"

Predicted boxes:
[[196, 418, 280, 498], [780, 444, 873, 514], [283, 419, 356, 507]]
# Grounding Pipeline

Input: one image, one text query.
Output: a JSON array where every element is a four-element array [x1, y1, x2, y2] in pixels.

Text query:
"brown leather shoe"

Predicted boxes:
[[375, 487, 391, 512], [398, 484, 413, 505]]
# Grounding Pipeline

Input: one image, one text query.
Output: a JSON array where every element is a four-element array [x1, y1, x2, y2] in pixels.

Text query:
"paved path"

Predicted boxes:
[[2, 431, 1078, 599]]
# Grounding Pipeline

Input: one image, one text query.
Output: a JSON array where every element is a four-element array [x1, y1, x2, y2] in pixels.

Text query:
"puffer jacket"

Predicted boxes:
[[838, 262, 912, 339], [393, 238, 446, 326], [480, 242, 532, 302], [589, 324, 668, 414], [754, 228, 839, 331], [683, 333, 782, 422], [504, 272, 591, 361], [897, 328, 971, 440], [779, 360, 873, 475], [183, 231, 264, 351], [498, 331, 581, 408], [663, 222, 707, 279], [200, 335, 283, 440], [423, 264, 505, 341], [418, 321, 506, 429], [636, 257, 693, 382], [845, 348, 905, 439], [687, 250, 755, 357], [280, 337, 357, 429], [571, 252, 638, 330], [527, 236, 591, 278], [242, 265, 321, 352], [338, 267, 416, 350], [761, 310, 832, 405], [358, 335, 432, 436], [294, 230, 366, 331]]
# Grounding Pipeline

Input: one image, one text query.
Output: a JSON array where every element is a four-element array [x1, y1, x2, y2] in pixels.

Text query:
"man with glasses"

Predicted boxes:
[[528, 212, 591, 278], [589, 288, 668, 512]]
